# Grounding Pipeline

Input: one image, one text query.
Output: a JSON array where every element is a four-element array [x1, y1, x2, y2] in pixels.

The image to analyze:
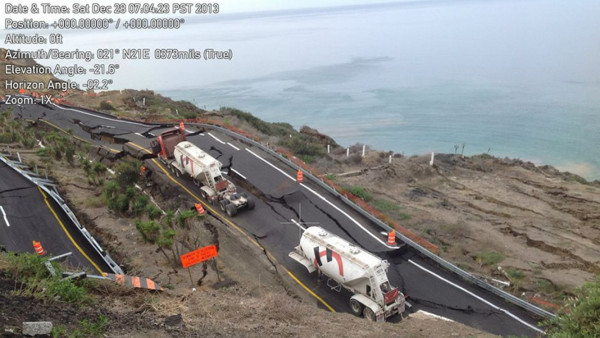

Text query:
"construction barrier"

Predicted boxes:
[[32, 240, 46, 256], [296, 170, 303, 183], [103, 273, 164, 291], [195, 203, 206, 215], [387, 230, 396, 246]]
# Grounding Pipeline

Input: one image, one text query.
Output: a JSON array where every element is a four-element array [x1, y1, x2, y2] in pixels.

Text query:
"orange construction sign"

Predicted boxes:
[[180, 245, 218, 268]]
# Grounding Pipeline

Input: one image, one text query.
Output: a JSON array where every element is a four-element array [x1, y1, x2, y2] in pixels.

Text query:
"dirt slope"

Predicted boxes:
[[331, 153, 600, 305]]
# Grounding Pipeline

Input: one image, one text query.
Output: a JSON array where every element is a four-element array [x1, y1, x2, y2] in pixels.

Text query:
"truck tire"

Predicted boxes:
[[226, 203, 238, 217], [246, 198, 255, 210], [349, 299, 363, 317], [363, 307, 376, 321], [220, 199, 229, 212], [175, 169, 181, 178]]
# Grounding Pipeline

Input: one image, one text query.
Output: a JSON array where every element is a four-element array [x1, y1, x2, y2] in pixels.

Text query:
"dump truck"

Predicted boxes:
[[151, 124, 254, 216], [289, 226, 405, 321]]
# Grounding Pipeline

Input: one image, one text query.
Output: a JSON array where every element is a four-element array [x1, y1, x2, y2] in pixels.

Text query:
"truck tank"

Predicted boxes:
[[291, 226, 404, 321]]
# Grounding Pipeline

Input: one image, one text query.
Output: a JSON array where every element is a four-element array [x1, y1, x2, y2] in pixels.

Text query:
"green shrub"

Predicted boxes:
[[114, 159, 140, 187], [281, 135, 324, 157], [135, 220, 161, 243], [36, 147, 51, 158], [45, 278, 92, 305], [145, 204, 163, 220], [324, 174, 337, 181], [373, 199, 411, 220], [131, 195, 149, 216], [6, 252, 49, 280], [347, 185, 373, 202], [5, 252, 92, 306], [176, 210, 197, 228], [115, 194, 132, 213], [300, 155, 314, 164], [506, 268, 525, 280], [99, 101, 115, 110], [0, 132, 14, 143], [475, 252, 505, 266], [544, 276, 600, 337]]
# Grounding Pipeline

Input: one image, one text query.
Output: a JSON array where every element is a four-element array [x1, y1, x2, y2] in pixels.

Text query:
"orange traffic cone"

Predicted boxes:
[[195, 203, 206, 215], [387, 230, 396, 246], [297, 170, 304, 183], [32, 240, 46, 256]]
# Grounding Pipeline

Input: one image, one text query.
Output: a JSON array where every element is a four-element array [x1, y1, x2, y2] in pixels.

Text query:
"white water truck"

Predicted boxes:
[[289, 226, 405, 321], [151, 124, 254, 216]]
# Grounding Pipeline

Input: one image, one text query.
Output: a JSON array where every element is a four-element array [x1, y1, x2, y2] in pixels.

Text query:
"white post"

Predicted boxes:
[[176, 109, 179, 116], [346, 148, 349, 157], [362, 145, 366, 157], [429, 152, 435, 166], [142, 97, 145, 106], [327, 144, 330, 154], [389, 154, 392, 164], [17, 152, 21, 163]]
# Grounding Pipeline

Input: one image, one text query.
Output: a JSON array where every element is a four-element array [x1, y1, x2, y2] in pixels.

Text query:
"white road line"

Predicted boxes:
[[291, 219, 307, 230], [227, 142, 240, 151], [300, 183, 396, 249], [408, 260, 545, 334], [414, 310, 454, 322], [245, 148, 295, 181], [134, 132, 144, 137], [0, 206, 9, 227], [230, 168, 246, 180], [200, 133, 205, 136], [207, 132, 225, 144], [51, 103, 148, 127]]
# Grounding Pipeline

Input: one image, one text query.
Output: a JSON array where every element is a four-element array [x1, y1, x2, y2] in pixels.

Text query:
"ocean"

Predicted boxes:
[[158, 0, 600, 180], [22, 0, 600, 179]]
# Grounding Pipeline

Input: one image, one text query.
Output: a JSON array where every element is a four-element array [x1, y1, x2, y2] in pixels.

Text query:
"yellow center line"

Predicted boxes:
[[128, 141, 335, 312], [37, 186, 104, 274]]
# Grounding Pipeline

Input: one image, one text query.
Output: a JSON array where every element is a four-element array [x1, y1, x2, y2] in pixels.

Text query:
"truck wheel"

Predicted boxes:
[[226, 204, 238, 217], [200, 190, 207, 200], [246, 198, 255, 210], [220, 199, 229, 212], [363, 307, 376, 321], [349, 299, 363, 317], [175, 169, 181, 178]]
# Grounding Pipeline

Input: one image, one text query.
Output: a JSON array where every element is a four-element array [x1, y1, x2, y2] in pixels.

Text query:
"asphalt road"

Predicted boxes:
[[0, 159, 111, 274], [2, 102, 546, 336]]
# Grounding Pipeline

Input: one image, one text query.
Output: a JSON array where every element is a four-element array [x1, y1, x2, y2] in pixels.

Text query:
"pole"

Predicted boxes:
[[327, 144, 330, 154], [389, 154, 392, 164], [213, 258, 221, 282], [346, 148, 349, 157], [362, 145, 365, 157], [429, 152, 435, 166], [188, 267, 194, 286]]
